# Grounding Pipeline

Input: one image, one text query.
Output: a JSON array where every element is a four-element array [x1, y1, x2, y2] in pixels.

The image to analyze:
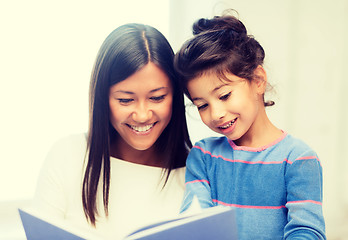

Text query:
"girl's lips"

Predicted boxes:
[[217, 118, 237, 134], [218, 118, 237, 129]]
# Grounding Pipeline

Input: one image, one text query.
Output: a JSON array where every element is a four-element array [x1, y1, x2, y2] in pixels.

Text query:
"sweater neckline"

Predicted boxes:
[[228, 131, 287, 152]]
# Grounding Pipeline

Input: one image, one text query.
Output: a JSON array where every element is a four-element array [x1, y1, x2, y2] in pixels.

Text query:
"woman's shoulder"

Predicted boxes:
[[49, 133, 87, 153], [43, 133, 88, 168], [50, 133, 87, 148]]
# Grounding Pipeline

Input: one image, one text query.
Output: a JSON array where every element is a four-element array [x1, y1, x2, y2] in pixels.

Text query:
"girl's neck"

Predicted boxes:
[[110, 138, 164, 167], [234, 108, 283, 148]]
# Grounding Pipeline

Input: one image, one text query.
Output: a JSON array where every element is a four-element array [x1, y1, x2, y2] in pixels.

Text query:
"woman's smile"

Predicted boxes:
[[126, 122, 157, 134]]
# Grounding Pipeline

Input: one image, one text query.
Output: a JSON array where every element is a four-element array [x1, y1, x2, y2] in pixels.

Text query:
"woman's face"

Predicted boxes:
[[109, 62, 173, 151]]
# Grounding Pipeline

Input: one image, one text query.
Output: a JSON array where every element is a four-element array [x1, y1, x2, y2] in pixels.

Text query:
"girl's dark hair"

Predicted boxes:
[[83, 23, 192, 225], [174, 12, 274, 106]]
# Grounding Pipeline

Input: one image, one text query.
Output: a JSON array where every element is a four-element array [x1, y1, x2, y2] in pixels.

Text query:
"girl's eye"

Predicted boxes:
[[219, 92, 231, 101], [150, 95, 166, 102], [117, 98, 134, 104], [197, 103, 208, 111]]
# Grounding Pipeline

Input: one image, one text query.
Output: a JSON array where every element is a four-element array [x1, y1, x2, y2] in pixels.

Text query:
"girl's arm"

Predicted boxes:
[[284, 150, 326, 239], [180, 145, 214, 212]]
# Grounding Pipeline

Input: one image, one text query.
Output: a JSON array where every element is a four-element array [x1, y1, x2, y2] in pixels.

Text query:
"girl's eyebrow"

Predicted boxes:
[[192, 97, 202, 102], [212, 83, 229, 92], [191, 83, 229, 102]]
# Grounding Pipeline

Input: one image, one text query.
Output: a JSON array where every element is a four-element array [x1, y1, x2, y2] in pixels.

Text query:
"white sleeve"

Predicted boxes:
[[32, 134, 86, 220]]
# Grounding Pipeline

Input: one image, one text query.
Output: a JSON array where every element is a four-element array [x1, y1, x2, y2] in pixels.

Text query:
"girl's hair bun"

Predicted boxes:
[[192, 15, 247, 38], [193, 18, 215, 35]]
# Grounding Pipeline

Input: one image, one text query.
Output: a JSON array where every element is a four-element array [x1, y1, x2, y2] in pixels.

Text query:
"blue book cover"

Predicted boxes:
[[124, 206, 238, 240], [18, 209, 102, 240]]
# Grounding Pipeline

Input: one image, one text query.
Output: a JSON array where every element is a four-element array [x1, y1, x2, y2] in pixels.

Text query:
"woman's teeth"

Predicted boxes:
[[220, 119, 236, 129], [130, 123, 154, 132]]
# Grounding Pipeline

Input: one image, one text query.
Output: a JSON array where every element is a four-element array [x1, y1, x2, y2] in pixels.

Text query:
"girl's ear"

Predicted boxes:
[[253, 65, 267, 95]]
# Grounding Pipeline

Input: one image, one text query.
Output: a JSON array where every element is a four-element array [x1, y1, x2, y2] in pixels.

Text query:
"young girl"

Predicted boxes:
[[33, 23, 192, 239], [174, 13, 326, 239]]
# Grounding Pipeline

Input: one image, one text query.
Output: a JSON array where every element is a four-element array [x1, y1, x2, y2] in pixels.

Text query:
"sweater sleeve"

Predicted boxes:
[[284, 150, 326, 239], [180, 144, 214, 212]]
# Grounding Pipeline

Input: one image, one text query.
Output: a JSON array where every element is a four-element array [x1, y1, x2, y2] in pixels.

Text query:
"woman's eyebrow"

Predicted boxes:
[[149, 87, 168, 93], [112, 90, 134, 94], [111, 87, 168, 95]]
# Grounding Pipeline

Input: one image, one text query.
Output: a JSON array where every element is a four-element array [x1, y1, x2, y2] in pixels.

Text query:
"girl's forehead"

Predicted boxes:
[[189, 71, 244, 88]]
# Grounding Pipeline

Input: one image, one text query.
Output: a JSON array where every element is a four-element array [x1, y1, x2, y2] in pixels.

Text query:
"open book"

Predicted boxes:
[[18, 208, 103, 240], [19, 200, 238, 240], [123, 205, 237, 240]]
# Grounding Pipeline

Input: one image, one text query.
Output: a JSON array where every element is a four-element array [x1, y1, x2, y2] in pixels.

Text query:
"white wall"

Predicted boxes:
[[169, 0, 348, 239], [0, 0, 170, 201]]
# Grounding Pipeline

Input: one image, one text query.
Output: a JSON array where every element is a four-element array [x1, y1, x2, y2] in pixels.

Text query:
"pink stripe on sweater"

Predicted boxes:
[[228, 131, 287, 152], [186, 179, 210, 185], [194, 145, 292, 165], [212, 199, 286, 209], [213, 199, 322, 208], [287, 200, 322, 205]]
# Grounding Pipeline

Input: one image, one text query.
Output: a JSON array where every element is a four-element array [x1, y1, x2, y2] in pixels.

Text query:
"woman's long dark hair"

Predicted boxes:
[[83, 23, 192, 225]]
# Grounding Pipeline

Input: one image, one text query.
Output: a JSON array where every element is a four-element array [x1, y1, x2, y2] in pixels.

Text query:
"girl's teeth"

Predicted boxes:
[[220, 120, 235, 129], [131, 124, 154, 132]]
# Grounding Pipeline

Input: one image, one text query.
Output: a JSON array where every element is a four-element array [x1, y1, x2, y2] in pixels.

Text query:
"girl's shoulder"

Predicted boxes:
[[279, 133, 319, 160], [193, 136, 230, 152]]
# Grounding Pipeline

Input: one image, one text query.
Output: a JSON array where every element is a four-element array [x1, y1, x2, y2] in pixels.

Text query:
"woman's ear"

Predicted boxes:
[[253, 65, 267, 94]]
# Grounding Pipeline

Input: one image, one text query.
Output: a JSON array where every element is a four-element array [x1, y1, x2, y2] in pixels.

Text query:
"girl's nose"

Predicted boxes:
[[210, 103, 226, 122], [132, 102, 152, 123]]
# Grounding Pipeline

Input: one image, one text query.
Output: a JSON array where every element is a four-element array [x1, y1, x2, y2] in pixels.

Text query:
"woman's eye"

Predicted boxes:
[[219, 92, 231, 101], [197, 103, 208, 111], [117, 98, 134, 104], [150, 95, 166, 102]]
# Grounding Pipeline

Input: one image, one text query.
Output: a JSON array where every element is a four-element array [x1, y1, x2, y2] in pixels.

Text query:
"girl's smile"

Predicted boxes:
[[217, 118, 237, 134]]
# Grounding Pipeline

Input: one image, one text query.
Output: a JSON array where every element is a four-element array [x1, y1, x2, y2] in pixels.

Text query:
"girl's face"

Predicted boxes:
[[109, 62, 173, 151], [187, 70, 266, 144]]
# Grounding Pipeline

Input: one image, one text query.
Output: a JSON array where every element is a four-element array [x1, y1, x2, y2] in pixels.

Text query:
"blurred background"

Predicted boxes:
[[0, 0, 347, 239]]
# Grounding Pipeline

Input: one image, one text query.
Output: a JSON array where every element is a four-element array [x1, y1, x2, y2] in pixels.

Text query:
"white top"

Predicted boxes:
[[32, 133, 186, 239]]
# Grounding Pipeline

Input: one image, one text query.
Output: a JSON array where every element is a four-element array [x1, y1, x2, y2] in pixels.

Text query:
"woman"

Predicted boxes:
[[33, 23, 192, 239]]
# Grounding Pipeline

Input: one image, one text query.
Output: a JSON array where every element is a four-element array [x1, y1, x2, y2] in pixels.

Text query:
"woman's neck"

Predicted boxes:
[[109, 138, 164, 167]]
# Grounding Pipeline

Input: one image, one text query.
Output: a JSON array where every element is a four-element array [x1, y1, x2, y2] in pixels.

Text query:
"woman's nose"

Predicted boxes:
[[132, 102, 152, 123]]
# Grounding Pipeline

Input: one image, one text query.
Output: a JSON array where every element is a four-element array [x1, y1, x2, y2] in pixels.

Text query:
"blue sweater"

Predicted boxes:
[[181, 133, 326, 239]]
